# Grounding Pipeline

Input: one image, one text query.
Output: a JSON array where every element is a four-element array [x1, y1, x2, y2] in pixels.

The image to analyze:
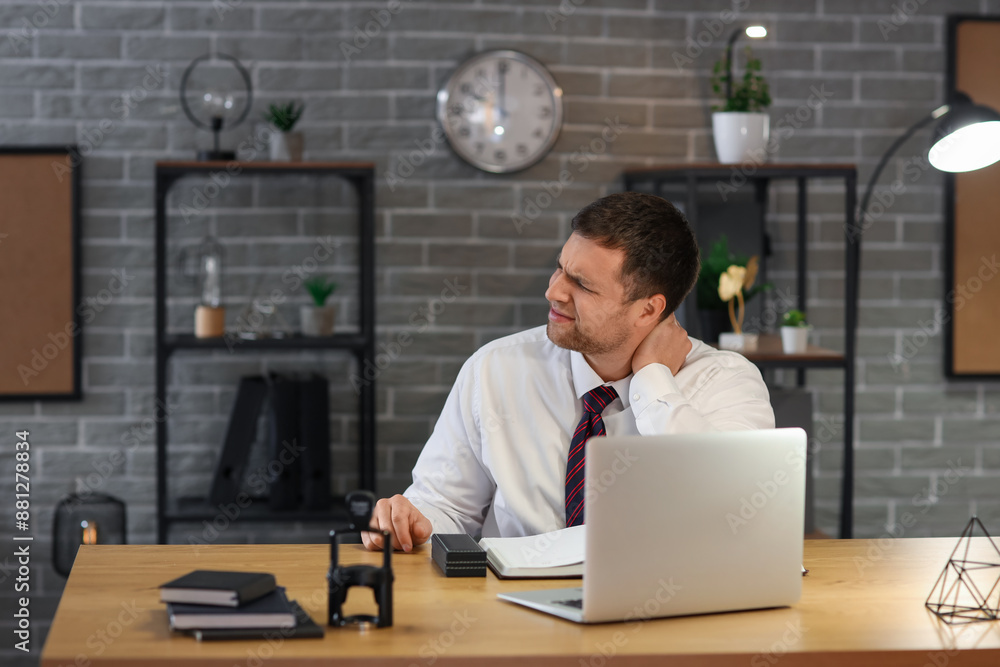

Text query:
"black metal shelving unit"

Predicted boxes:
[[153, 161, 376, 544], [623, 163, 859, 538]]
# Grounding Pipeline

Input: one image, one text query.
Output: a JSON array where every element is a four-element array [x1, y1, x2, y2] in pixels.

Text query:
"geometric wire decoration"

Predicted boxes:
[[926, 516, 1000, 624]]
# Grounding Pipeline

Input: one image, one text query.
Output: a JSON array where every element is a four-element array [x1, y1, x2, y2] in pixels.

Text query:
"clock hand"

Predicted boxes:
[[497, 60, 508, 125]]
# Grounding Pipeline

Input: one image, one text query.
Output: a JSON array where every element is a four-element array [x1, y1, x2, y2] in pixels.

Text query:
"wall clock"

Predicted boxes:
[[437, 50, 563, 174]]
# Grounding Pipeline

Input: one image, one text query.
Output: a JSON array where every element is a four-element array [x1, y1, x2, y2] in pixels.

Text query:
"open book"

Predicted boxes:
[[478, 526, 585, 579]]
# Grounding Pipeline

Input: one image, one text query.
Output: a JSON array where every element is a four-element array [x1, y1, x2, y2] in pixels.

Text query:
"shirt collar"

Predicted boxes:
[[569, 350, 632, 409]]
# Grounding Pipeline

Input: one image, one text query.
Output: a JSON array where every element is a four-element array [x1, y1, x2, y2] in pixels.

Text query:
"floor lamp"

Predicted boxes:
[[846, 92, 1000, 537]]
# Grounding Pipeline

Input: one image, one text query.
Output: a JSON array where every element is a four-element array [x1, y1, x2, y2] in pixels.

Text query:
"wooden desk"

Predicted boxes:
[[42, 539, 1000, 666]]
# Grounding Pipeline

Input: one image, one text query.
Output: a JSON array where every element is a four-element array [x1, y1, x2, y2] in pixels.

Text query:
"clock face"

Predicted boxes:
[[437, 50, 563, 174]]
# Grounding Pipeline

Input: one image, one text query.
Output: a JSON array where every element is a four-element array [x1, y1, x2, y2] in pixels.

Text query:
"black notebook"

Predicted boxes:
[[187, 601, 324, 641], [160, 570, 277, 607], [168, 587, 296, 630]]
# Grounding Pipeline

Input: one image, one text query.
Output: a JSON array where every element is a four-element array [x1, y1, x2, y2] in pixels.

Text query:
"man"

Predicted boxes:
[[362, 192, 774, 552]]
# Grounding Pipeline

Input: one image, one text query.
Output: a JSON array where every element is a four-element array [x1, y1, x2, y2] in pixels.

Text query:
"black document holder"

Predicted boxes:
[[298, 374, 331, 510], [267, 373, 301, 510], [209, 376, 268, 506]]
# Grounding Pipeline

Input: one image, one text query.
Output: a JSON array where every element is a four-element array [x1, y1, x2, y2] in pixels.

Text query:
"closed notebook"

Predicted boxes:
[[187, 601, 323, 641], [160, 570, 276, 607], [168, 588, 296, 630]]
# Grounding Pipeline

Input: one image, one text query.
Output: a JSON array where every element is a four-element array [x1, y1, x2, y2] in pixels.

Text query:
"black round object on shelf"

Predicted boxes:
[[52, 492, 127, 577]]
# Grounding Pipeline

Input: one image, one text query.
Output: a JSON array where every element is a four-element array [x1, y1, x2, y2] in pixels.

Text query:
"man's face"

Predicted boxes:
[[544, 233, 639, 356]]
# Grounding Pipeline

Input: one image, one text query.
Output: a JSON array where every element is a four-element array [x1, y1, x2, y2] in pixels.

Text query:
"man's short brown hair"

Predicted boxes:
[[571, 191, 700, 317]]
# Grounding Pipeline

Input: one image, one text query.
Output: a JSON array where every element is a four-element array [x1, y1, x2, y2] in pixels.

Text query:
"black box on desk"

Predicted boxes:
[[431, 534, 487, 578]]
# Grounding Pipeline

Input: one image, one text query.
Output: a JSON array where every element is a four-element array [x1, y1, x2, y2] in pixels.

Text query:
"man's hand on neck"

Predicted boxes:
[[630, 313, 692, 377]]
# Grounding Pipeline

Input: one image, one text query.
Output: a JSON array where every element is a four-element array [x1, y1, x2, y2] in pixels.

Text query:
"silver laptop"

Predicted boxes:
[[497, 428, 806, 623]]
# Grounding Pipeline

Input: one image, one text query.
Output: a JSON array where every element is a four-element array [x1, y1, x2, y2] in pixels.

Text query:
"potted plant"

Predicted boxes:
[[717, 256, 761, 352], [264, 101, 304, 162], [695, 235, 770, 343], [780, 309, 811, 354], [710, 46, 771, 164], [301, 276, 337, 337]]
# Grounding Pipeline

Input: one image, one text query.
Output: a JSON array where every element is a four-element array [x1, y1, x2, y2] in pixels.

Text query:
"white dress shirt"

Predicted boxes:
[[403, 325, 775, 539]]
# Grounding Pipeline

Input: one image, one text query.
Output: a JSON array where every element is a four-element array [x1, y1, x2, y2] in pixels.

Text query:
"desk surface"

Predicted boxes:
[[42, 538, 1000, 667]]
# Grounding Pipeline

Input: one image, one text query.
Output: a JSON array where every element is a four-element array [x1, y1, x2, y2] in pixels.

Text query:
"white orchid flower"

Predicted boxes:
[[717, 265, 747, 302]]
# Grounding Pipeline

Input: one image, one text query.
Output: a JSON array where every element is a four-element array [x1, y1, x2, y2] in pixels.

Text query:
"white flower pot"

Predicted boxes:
[[270, 131, 304, 162], [781, 326, 811, 354], [712, 112, 770, 164], [718, 332, 758, 352], [300, 305, 335, 337]]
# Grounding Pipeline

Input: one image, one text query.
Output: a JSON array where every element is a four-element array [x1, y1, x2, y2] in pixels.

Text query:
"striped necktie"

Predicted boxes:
[[565, 385, 619, 527]]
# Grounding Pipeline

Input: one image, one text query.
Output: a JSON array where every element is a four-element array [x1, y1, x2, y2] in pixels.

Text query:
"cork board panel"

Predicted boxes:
[[0, 150, 80, 398], [951, 20, 1000, 376]]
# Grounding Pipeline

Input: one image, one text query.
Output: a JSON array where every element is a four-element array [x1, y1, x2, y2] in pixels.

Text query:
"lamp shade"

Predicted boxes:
[[928, 93, 1000, 172]]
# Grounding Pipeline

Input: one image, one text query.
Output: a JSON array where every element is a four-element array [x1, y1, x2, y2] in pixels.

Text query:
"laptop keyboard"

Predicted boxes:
[[553, 598, 583, 609]]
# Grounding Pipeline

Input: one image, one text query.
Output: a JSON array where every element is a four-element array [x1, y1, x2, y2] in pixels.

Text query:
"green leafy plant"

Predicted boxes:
[[711, 46, 771, 112], [696, 235, 771, 311], [782, 309, 808, 327], [263, 101, 304, 132], [304, 276, 337, 306]]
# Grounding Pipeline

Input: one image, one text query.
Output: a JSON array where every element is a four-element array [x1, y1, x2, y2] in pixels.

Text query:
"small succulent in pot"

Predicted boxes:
[[301, 276, 337, 337], [263, 101, 305, 162]]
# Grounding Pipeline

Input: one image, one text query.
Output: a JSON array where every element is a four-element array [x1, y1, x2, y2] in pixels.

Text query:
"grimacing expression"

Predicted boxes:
[[544, 233, 638, 357]]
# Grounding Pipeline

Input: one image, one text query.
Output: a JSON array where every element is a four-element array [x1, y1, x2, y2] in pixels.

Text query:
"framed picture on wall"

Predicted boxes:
[[945, 16, 1000, 379], [0, 146, 82, 400]]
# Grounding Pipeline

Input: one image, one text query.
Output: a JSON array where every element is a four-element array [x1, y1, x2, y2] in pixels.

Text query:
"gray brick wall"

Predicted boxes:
[[2, 1, 999, 662]]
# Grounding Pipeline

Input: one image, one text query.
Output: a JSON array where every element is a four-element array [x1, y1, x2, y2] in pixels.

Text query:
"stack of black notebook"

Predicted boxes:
[[160, 570, 323, 641], [208, 373, 330, 511]]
